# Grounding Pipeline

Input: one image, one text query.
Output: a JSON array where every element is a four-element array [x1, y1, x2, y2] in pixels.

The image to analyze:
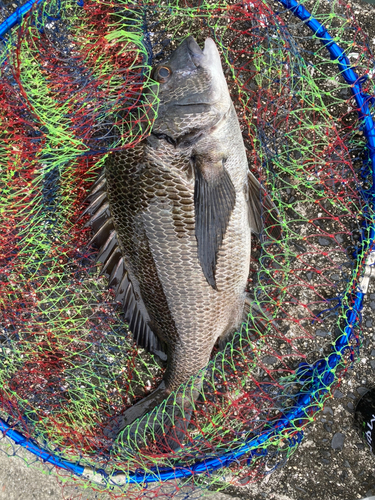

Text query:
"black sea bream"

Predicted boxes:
[[85, 36, 279, 449]]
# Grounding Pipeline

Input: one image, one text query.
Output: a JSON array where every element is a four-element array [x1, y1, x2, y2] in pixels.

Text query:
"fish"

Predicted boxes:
[[84, 36, 281, 451]]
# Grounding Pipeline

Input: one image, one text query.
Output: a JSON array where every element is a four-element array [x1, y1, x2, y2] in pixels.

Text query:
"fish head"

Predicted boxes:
[[150, 36, 232, 141]]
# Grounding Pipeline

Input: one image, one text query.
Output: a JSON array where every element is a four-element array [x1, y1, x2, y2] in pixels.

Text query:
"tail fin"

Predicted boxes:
[[247, 170, 282, 242], [147, 401, 193, 452], [103, 382, 193, 452]]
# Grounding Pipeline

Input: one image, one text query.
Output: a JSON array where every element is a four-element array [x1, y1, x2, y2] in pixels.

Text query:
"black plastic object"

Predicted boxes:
[[354, 388, 375, 454]]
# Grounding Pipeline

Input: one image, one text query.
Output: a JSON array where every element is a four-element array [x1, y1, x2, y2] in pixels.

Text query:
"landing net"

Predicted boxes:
[[0, 0, 374, 497]]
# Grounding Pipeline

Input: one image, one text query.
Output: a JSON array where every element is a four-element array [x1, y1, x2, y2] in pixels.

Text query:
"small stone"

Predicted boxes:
[[347, 391, 356, 399], [366, 319, 373, 327], [331, 273, 340, 281], [357, 387, 369, 396], [324, 423, 332, 433], [323, 406, 334, 415], [321, 458, 330, 465], [333, 389, 344, 399], [355, 442, 365, 450], [336, 234, 344, 244], [161, 39, 170, 47], [294, 485, 307, 493], [347, 402, 354, 411], [238, 475, 251, 485], [371, 349, 375, 357], [319, 237, 331, 246], [316, 329, 330, 337], [343, 460, 351, 468], [331, 432, 345, 449], [262, 356, 277, 366], [370, 301, 375, 310], [370, 360, 375, 370]]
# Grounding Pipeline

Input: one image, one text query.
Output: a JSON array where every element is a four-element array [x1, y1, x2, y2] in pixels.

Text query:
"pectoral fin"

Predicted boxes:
[[193, 157, 236, 290]]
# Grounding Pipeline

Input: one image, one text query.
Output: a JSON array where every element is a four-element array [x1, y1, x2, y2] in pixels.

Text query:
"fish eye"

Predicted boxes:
[[155, 66, 172, 83]]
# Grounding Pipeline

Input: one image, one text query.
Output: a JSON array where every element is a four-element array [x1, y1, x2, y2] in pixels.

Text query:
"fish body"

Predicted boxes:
[[86, 37, 278, 448], [105, 102, 251, 383]]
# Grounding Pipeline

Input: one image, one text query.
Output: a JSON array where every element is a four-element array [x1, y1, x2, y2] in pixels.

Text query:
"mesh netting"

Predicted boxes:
[[0, 0, 374, 497]]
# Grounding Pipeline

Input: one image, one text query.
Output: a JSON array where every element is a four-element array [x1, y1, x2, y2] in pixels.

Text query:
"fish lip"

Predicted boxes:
[[186, 36, 204, 66], [173, 102, 210, 107], [171, 102, 215, 113]]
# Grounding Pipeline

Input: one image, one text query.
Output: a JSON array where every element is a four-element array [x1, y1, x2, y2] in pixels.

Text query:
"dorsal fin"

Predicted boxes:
[[83, 171, 167, 361]]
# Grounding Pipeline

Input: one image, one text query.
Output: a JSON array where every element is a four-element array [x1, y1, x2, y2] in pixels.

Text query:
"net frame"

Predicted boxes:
[[0, 0, 374, 489]]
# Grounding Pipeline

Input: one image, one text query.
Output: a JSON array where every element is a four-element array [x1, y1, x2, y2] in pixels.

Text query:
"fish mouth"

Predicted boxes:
[[186, 37, 221, 67], [168, 36, 212, 71]]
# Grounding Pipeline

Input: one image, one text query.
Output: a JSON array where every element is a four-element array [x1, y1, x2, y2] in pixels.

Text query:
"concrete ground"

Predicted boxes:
[[0, 430, 373, 500], [0, 438, 239, 500]]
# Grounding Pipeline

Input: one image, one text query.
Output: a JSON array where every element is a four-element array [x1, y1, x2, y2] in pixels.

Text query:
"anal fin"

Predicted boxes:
[[84, 170, 167, 362], [247, 170, 282, 241]]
